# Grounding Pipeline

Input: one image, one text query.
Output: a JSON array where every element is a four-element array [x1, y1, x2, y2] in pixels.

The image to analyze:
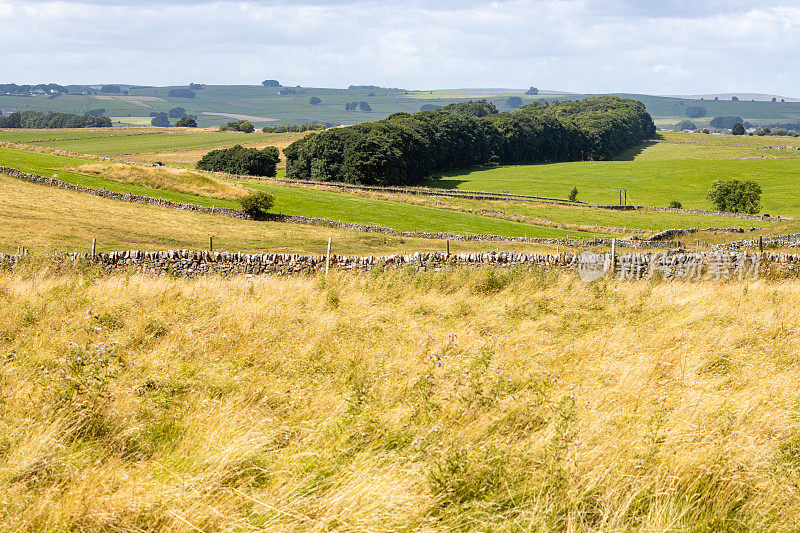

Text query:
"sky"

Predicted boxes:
[[2, 0, 800, 96]]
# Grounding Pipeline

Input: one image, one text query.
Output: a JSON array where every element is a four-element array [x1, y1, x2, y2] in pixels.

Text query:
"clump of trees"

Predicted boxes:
[[674, 120, 697, 131], [506, 96, 523, 109], [239, 191, 276, 219], [345, 101, 372, 112], [169, 107, 187, 118], [0, 83, 68, 95], [0, 110, 111, 128], [262, 80, 281, 87], [175, 116, 197, 127], [279, 88, 298, 95], [284, 96, 656, 186], [262, 123, 326, 133], [197, 145, 280, 177], [168, 89, 196, 98], [732, 123, 746, 135], [707, 179, 762, 214], [100, 84, 121, 94], [219, 120, 255, 133], [150, 112, 170, 127], [710, 116, 745, 129], [443, 99, 497, 117], [309, 96, 321, 105], [685, 106, 706, 118], [525, 87, 539, 95], [189, 83, 204, 90]]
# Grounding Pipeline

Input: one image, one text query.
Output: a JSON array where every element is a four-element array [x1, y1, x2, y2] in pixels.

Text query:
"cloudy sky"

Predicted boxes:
[[2, 0, 800, 95]]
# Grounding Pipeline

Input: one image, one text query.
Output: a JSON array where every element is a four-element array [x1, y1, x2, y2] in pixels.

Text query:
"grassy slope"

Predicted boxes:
[[0, 147, 587, 239], [4, 87, 800, 128], [428, 132, 800, 216], [0, 128, 294, 155], [0, 173, 573, 255], [2, 269, 800, 530]]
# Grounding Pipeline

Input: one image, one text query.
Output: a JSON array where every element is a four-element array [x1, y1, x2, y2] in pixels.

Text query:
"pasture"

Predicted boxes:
[[429, 132, 800, 216], [0, 147, 589, 239]]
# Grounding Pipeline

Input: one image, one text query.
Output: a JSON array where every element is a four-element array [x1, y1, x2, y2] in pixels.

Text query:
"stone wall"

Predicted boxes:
[[2, 249, 799, 279]]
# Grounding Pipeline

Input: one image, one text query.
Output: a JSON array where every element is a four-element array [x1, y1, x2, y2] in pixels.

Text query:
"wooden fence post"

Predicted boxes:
[[610, 238, 616, 274], [759, 235, 764, 254], [91, 238, 96, 259], [446, 239, 450, 259], [209, 235, 214, 253], [325, 237, 332, 277]]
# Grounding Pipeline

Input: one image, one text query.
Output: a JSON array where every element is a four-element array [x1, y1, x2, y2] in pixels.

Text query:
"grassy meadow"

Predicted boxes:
[[0, 127, 300, 163], [429, 132, 800, 216], [0, 174, 602, 255], [2, 267, 800, 530]]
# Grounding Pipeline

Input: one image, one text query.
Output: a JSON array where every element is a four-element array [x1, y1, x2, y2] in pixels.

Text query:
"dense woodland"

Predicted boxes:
[[284, 96, 656, 185], [0, 110, 111, 128]]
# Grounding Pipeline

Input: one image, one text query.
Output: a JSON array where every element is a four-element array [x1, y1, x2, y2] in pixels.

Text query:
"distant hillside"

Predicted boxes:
[[2, 84, 800, 130]]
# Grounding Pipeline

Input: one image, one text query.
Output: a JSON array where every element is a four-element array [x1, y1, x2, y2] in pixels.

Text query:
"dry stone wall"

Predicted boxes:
[[2, 249, 799, 279]]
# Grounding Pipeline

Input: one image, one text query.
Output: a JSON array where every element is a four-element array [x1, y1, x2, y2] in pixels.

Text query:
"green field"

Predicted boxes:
[[3, 126, 800, 245], [427, 132, 800, 217], [0, 146, 590, 238], [3, 85, 800, 129], [0, 128, 292, 156]]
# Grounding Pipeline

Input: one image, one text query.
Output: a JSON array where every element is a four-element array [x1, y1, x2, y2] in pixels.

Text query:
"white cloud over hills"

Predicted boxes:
[[2, 0, 799, 95]]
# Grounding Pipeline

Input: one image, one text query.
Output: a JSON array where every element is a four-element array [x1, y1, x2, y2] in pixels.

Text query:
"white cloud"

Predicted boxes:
[[1, 0, 800, 96]]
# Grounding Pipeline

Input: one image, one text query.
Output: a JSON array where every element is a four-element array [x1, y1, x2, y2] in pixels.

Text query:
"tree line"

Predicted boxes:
[[284, 96, 656, 186], [0, 110, 111, 128]]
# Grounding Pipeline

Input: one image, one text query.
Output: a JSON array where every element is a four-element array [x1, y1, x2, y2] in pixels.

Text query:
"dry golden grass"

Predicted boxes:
[[122, 132, 309, 167], [67, 163, 249, 200], [1, 265, 800, 531]]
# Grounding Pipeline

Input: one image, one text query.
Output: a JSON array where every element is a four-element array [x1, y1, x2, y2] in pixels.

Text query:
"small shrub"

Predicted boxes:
[[668, 200, 683, 209], [568, 187, 579, 202], [240, 191, 275, 219]]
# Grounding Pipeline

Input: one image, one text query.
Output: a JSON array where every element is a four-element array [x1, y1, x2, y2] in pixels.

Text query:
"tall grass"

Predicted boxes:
[[1, 266, 800, 530], [69, 163, 249, 199]]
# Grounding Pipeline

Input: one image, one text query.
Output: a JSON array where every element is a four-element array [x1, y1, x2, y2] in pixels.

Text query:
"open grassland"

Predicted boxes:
[[120, 132, 309, 167], [429, 132, 800, 216], [0, 174, 594, 255], [2, 268, 800, 530], [2, 172, 795, 258], [0, 147, 592, 239], [0, 128, 295, 157], [68, 163, 249, 200], [0, 143, 791, 245]]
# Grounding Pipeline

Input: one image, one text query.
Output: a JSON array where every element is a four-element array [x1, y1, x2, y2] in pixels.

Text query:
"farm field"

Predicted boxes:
[[0, 127, 308, 167], [4, 140, 791, 244], [0, 147, 589, 239], [0, 127, 293, 155], [3, 267, 800, 530], [5, 85, 800, 129], [1, 173, 556, 255], [428, 132, 800, 216]]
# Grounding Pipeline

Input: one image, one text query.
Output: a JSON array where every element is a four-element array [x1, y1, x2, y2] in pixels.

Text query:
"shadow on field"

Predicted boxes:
[[612, 140, 659, 161]]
